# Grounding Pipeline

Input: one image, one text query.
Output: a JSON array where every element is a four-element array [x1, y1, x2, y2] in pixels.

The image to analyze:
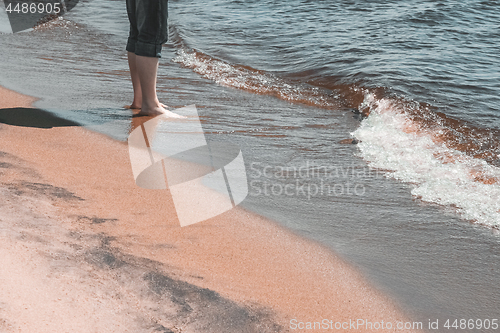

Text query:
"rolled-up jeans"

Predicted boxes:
[[126, 0, 168, 58]]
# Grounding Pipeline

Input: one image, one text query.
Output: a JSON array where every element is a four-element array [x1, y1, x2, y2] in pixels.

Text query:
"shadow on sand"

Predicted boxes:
[[0, 107, 80, 128]]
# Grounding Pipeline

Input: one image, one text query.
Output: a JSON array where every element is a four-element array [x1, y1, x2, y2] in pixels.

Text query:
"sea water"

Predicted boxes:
[[1, 0, 499, 330]]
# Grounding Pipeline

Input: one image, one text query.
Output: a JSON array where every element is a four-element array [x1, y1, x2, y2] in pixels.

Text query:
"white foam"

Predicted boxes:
[[172, 49, 339, 107], [353, 94, 500, 227]]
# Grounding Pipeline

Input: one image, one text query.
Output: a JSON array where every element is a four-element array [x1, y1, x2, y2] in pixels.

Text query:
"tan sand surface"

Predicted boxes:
[[0, 85, 420, 332]]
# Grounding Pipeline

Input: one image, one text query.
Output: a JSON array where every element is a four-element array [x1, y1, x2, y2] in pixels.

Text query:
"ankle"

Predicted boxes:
[[142, 99, 161, 109]]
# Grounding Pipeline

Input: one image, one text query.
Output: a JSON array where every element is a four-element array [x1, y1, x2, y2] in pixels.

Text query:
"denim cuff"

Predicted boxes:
[[126, 38, 163, 58]]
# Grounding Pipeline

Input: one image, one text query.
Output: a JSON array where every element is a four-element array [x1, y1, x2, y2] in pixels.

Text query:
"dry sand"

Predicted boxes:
[[0, 86, 420, 332]]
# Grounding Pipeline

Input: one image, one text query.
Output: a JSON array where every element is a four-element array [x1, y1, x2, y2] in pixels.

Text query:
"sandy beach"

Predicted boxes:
[[0, 85, 419, 332]]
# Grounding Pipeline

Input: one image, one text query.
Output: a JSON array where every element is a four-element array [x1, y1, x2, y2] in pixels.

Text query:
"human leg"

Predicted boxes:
[[127, 52, 142, 109], [135, 54, 163, 115], [135, 54, 183, 117], [126, 0, 182, 116], [125, 0, 143, 109]]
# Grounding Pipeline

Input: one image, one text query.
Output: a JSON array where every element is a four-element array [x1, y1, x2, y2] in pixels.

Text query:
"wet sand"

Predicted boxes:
[[0, 85, 419, 332]]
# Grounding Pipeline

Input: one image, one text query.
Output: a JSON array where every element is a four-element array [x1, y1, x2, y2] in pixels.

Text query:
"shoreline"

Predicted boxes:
[[0, 85, 420, 332]]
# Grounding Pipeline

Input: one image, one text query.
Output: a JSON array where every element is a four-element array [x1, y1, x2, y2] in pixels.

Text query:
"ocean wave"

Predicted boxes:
[[171, 44, 500, 228], [353, 93, 500, 228], [172, 48, 343, 109]]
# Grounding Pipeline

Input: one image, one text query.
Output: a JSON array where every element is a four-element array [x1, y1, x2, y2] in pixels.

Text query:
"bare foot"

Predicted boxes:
[[125, 103, 168, 110], [124, 104, 141, 110], [137, 104, 185, 118]]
